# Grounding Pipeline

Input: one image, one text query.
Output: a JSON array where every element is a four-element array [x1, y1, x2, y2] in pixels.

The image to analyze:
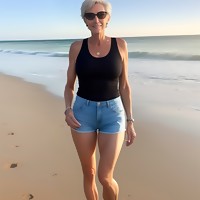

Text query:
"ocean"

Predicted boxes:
[[1, 35, 200, 60], [0, 35, 200, 112]]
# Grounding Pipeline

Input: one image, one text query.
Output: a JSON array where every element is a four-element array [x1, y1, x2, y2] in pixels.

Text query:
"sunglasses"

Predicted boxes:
[[84, 11, 107, 20]]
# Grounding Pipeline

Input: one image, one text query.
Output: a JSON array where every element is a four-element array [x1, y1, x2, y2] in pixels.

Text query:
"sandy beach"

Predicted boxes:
[[1, 73, 200, 200]]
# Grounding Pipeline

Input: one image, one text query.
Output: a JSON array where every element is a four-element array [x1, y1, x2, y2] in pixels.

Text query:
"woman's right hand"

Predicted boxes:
[[65, 109, 81, 129]]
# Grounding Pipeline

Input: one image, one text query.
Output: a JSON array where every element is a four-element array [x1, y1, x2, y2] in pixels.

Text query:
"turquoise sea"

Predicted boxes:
[[1, 35, 200, 60], [0, 35, 200, 113]]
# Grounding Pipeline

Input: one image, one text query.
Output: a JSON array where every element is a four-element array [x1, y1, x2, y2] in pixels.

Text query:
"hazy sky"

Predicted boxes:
[[0, 0, 200, 40]]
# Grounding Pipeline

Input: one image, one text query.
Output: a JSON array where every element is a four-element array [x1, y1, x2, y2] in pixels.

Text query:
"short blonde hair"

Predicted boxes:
[[81, 0, 112, 19]]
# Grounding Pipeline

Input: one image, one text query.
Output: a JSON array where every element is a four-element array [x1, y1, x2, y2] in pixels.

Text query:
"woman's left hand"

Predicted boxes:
[[125, 122, 136, 146]]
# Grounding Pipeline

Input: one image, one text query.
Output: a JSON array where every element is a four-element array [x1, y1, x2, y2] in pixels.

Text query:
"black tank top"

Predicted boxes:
[[75, 38, 122, 101]]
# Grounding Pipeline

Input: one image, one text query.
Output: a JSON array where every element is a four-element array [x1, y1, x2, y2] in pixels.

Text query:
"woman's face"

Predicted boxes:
[[84, 3, 110, 34]]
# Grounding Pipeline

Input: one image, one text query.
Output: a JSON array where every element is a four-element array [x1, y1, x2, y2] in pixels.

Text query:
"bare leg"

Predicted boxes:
[[71, 130, 99, 200], [98, 132, 125, 200]]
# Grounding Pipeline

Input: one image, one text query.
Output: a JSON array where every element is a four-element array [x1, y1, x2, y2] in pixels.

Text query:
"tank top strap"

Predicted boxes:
[[111, 37, 117, 47], [81, 38, 89, 52], [110, 37, 121, 57]]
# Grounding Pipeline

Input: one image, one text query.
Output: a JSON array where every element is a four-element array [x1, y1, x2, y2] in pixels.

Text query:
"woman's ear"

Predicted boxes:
[[83, 18, 88, 27], [106, 15, 110, 27], [107, 15, 111, 23], [83, 18, 86, 24]]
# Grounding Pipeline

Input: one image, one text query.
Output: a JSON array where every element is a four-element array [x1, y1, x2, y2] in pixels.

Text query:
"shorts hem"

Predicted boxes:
[[99, 129, 126, 134], [71, 128, 97, 133]]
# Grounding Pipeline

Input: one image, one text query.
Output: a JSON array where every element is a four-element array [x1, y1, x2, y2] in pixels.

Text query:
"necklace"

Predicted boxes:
[[96, 51, 100, 56]]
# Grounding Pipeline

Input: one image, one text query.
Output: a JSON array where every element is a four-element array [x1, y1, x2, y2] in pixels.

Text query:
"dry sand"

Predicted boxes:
[[1, 73, 200, 200]]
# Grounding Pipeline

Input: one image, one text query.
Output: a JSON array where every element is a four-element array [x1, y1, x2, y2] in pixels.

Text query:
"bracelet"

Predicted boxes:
[[64, 107, 72, 115], [126, 118, 134, 123]]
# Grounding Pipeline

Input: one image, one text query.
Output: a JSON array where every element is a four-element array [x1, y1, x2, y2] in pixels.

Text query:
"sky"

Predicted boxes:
[[0, 0, 200, 40]]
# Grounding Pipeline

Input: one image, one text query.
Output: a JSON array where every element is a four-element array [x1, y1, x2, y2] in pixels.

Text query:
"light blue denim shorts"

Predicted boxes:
[[73, 95, 126, 134]]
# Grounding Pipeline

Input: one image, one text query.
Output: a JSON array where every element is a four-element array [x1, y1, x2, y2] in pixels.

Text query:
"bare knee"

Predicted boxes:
[[82, 166, 96, 181], [98, 170, 112, 187], [99, 177, 112, 188]]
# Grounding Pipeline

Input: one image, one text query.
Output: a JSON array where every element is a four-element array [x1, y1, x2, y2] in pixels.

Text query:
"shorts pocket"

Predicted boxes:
[[109, 99, 124, 114], [73, 97, 87, 112]]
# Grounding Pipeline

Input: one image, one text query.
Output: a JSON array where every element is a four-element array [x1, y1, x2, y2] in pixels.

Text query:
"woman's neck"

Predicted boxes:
[[89, 33, 107, 46]]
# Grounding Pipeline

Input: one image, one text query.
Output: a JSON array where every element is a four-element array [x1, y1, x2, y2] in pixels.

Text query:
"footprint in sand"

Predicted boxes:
[[3, 162, 19, 169], [22, 193, 34, 200], [8, 132, 20, 148], [52, 173, 58, 176], [10, 163, 18, 168], [11, 144, 20, 148]]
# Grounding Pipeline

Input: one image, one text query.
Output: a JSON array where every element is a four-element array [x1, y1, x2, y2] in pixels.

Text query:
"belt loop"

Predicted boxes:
[[86, 100, 90, 106]]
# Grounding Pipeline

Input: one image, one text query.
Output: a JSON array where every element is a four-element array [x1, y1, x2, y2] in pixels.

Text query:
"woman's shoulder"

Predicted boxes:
[[69, 39, 85, 60], [70, 40, 83, 52], [115, 37, 127, 49], [114, 38, 128, 60]]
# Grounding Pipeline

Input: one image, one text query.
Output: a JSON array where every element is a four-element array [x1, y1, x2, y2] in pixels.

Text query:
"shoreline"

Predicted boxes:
[[1, 73, 200, 200]]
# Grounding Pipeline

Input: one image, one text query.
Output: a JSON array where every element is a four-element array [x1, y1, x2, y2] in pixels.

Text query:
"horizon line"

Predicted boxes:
[[0, 33, 200, 42]]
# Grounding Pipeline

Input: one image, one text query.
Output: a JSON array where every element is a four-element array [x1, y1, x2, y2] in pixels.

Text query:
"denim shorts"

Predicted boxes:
[[73, 95, 126, 134]]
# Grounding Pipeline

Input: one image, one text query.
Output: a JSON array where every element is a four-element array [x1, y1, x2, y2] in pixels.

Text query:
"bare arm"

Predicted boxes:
[[117, 38, 136, 146], [64, 42, 78, 108], [64, 41, 82, 129]]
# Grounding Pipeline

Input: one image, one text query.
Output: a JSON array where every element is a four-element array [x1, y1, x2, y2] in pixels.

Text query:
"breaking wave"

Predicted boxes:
[[129, 51, 200, 61]]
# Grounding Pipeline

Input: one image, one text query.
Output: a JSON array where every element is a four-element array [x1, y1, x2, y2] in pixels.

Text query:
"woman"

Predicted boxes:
[[64, 0, 136, 199]]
